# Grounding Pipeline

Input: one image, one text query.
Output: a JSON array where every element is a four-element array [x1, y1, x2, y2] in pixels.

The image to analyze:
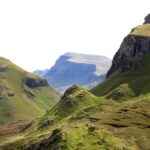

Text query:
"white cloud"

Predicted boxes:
[[0, 0, 149, 71]]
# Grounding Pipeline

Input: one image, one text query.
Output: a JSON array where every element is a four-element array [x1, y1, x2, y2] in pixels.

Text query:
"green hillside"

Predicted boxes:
[[0, 86, 149, 150], [0, 57, 60, 125], [130, 24, 150, 36], [91, 53, 150, 99]]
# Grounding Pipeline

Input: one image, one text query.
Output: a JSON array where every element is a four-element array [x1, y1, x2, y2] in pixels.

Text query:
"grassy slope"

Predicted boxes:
[[37, 86, 101, 128], [130, 24, 150, 37], [0, 57, 60, 125], [0, 86, 149, 150]]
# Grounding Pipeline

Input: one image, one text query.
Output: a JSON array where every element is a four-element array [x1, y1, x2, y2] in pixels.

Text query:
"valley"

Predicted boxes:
[[0, 14, 150, 150]]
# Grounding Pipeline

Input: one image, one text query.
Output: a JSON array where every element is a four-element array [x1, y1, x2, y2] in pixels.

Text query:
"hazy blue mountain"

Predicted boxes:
[[35, 53, 111, 93], [34, 69, 49, 76]]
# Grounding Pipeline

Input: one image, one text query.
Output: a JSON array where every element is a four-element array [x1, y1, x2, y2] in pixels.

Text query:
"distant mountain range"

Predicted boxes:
[[34, 69, 49, 76], [34, 52, 111, 93]]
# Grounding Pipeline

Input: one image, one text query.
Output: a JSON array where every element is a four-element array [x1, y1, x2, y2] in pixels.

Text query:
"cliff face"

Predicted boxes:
[[144, 13, 150, 24], [24, 77, 49, 88], [107, 14, 150, 78], [92, 14, 150, 97], [107, 35, 150, 77], [0, 66, 8, 72]]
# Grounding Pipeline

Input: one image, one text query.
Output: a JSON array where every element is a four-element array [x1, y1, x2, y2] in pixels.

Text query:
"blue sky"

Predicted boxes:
[[0, 0, 150, 71]]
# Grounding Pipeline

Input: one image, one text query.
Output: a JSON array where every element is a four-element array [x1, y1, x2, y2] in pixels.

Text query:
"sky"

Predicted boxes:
[[0, 0, 150, 72]]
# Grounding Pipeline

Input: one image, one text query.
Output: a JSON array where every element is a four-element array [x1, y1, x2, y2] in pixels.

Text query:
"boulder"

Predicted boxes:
[[0, 67, 9, 72], [25, 128, 62, 150], [7, 91, 15, 97]]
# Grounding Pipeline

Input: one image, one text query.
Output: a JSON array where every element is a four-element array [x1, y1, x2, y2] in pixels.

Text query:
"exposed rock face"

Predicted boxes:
[[7, 91, 15, 97], [61, 85, 79, 101], [144, 13, 150, 24], [0, 66, 9, 72], [107, 35, 150, 77], [22, 89, 35, 99], [24, 77, 49, 88], [26, 128, 62, 150], [59, 85, 90, 108], [59, 85, 81, 107]]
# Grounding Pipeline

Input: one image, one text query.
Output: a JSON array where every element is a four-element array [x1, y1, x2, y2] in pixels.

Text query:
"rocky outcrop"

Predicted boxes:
[[144, 13, 150, 24], [7, 91, 15, 97], [22, 89, 35, 99], [107, 35, 150, 77], [24, 77, 49, 88], [59, 85, 80, 108], [0, 66, 9, 72], [59, 85, 91, 109], [61, 85, 79, 101], [26, 128, 62, 150], [107, 14, 150, 78]]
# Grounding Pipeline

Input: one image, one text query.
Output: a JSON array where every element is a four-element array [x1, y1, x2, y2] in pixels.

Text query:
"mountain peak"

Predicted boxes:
[[63, 52, 110, 59], [107, 14, 150, 78], [62, 52, 111, 76], [64, 52, 79, 56], [61, 85, 80, 101], [144, 13, 150, 24]]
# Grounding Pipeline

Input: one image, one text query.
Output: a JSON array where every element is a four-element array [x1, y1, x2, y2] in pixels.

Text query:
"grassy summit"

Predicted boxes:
[[130, 24, 150, 37]]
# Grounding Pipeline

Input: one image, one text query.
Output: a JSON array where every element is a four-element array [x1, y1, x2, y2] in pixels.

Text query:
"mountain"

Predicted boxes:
[[34, 69, 49, 76], [92, 13, 150, 98], [1, 14, 150, 150], [0, 57, 60, 125], [41, 52, 111, 93]]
